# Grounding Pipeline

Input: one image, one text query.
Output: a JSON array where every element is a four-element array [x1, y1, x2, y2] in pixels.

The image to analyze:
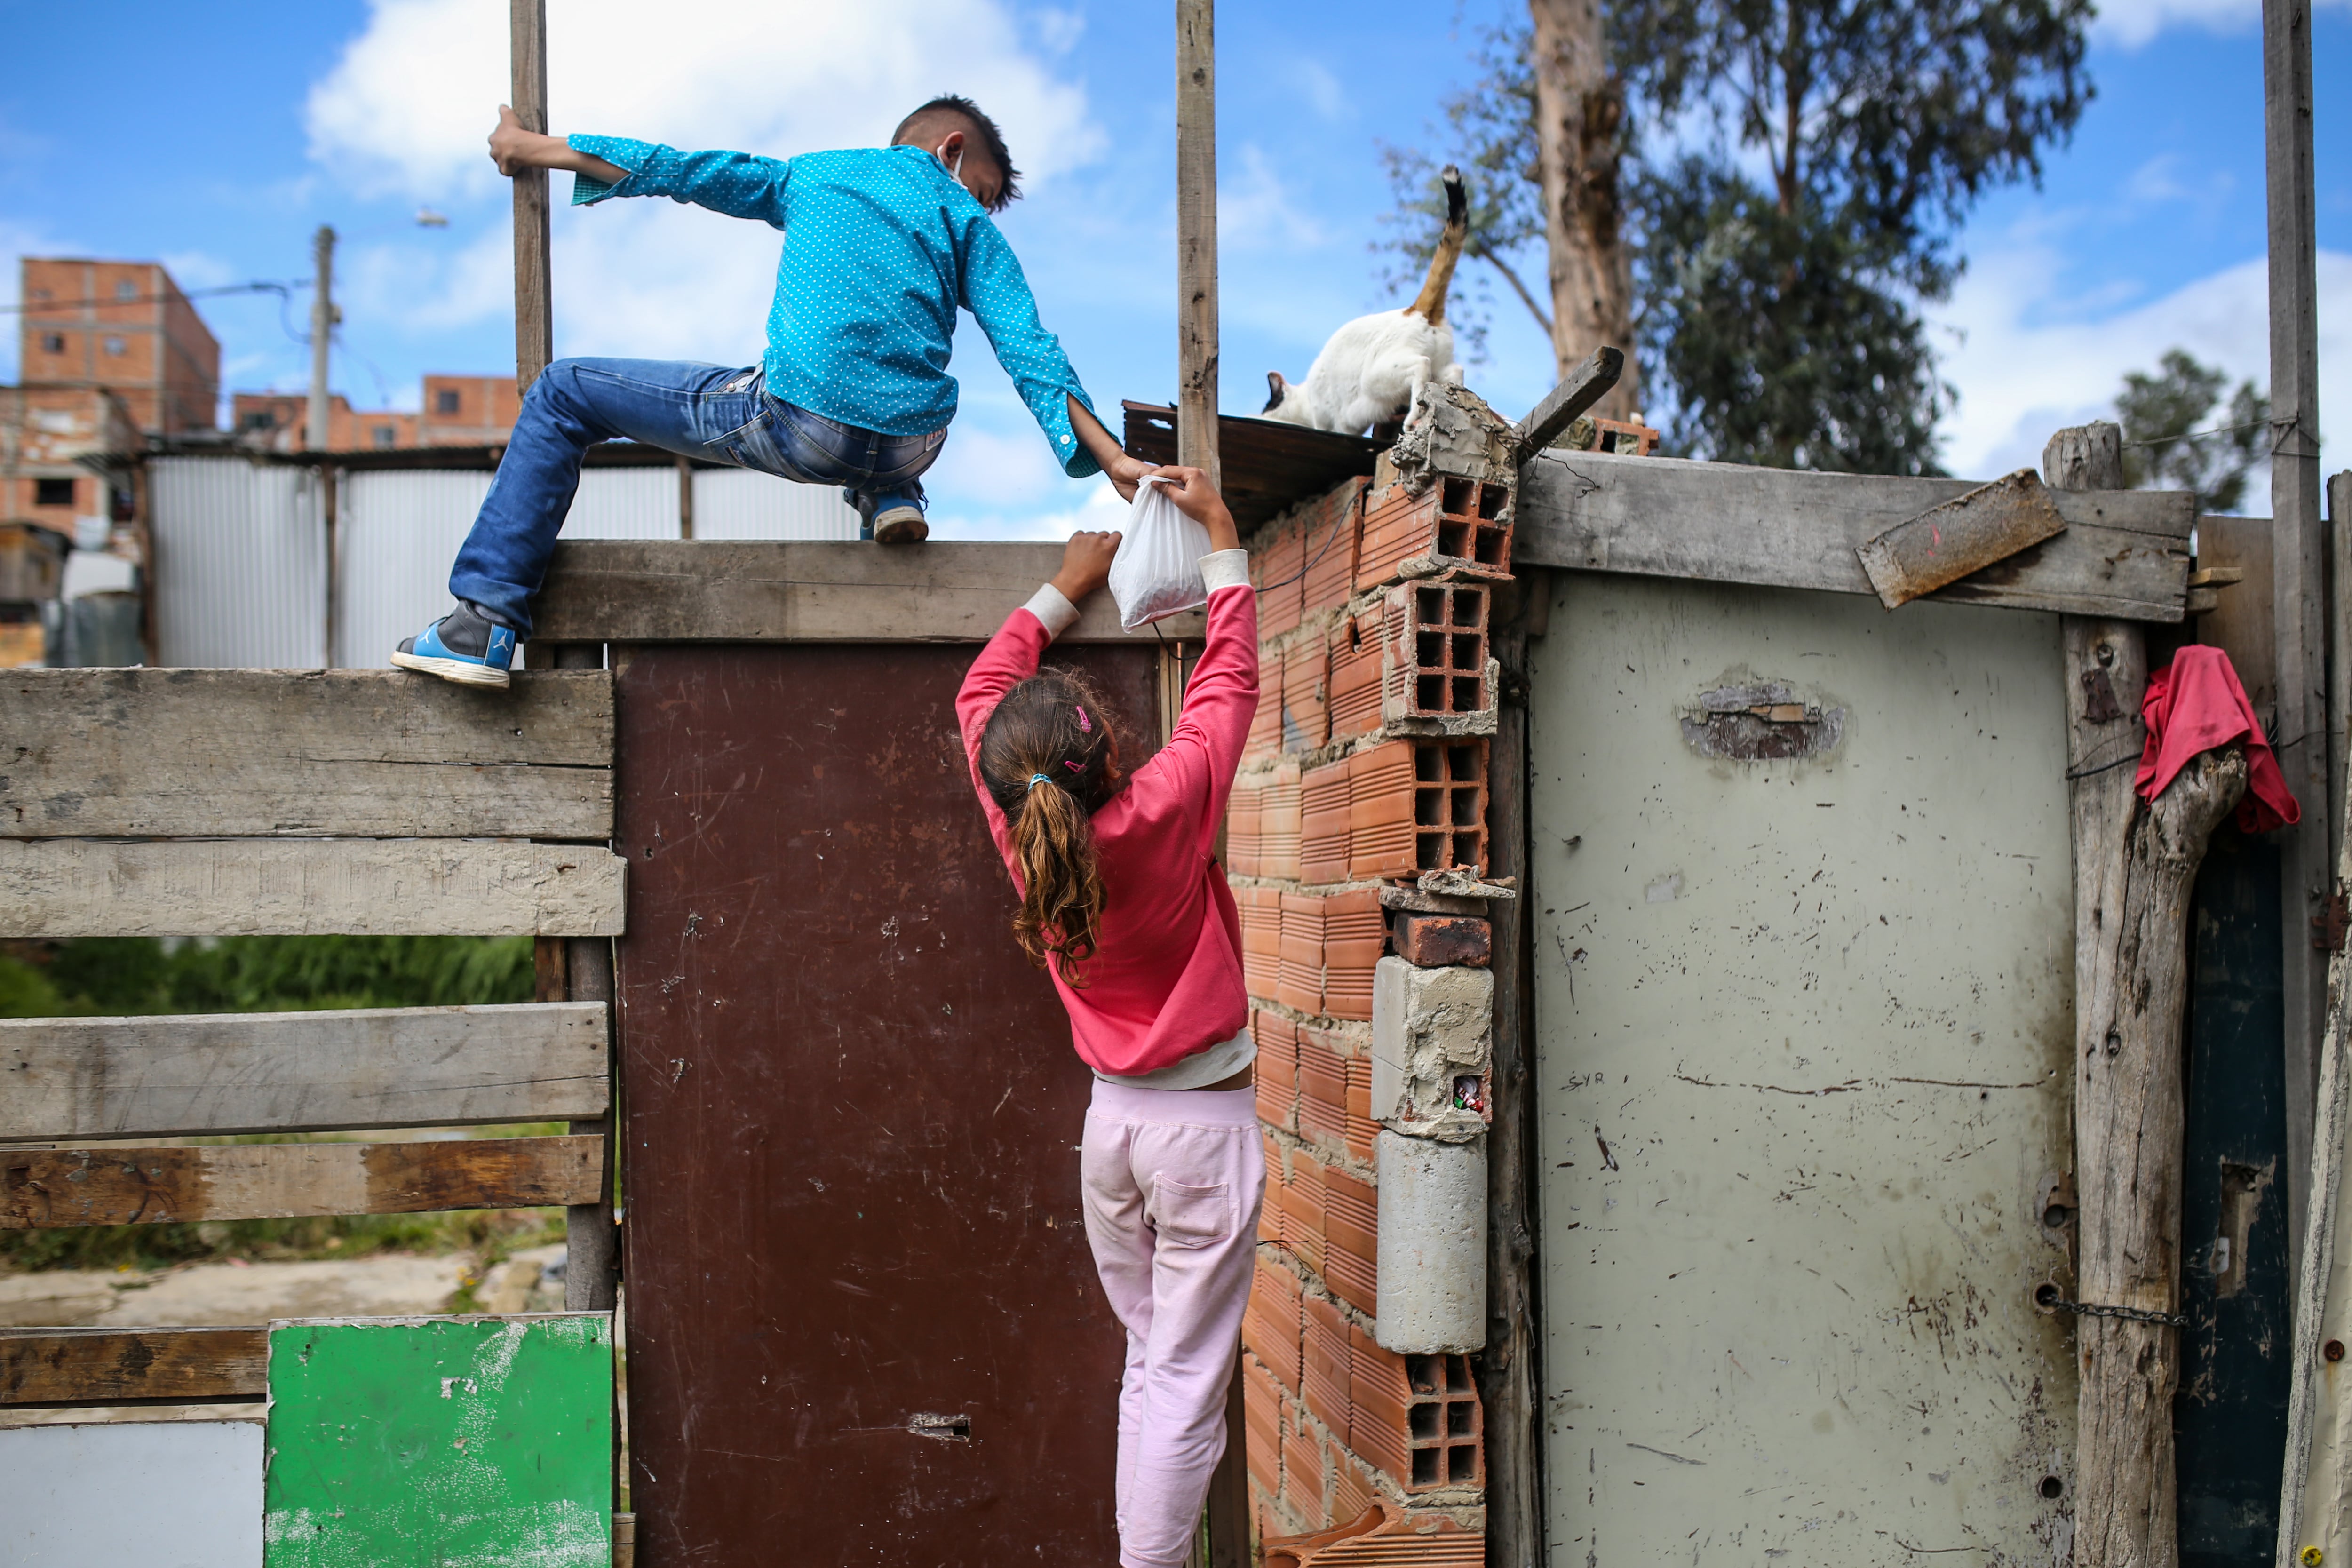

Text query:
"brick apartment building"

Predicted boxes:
[[231, 374, 519, 453], [4, 257, 216, 533]]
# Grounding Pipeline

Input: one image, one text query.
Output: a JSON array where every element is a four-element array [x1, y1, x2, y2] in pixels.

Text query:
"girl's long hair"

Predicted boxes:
[[978, 669, 1124, 987]]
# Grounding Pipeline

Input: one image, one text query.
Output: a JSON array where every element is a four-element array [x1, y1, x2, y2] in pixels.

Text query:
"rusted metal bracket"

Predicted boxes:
[[1856, 469, 2068, 610], [2314, 884, 2349, 954]]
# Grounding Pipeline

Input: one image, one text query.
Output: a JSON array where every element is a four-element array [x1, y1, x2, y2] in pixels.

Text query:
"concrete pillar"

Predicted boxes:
[[1375, 1130, 1487, 1353], [1370, 955, 1492, 1136]]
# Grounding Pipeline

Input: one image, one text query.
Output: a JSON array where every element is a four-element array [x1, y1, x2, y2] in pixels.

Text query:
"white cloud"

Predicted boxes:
[[1930, 242, 2350, 511], [930, 473, 1126, 541], [1296, 61, 1348, 123], [305, 0, 1103, 203], [2093, 0, 2350, 48]]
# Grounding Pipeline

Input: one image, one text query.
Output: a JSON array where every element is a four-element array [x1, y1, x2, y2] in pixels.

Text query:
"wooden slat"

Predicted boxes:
[[0, 839, 626, 939], [0, 1327, 266, 1407], [1515, 347, 1626, 457], [0, 669, 612, 839], [1515, 447, 2194, 621], [3, 1135, 602, 1227], [533, 540, 1205, 644], [0, 1002, 608, 1142], [1854, 469, 2067, 608]]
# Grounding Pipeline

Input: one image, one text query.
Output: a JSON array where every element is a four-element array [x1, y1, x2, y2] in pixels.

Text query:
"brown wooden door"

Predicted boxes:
[[614, 643, 1157, 1563]]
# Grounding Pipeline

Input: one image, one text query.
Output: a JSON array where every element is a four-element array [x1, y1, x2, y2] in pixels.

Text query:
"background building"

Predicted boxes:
[[231, 375, 518, 454], [15, 258, 218, 435]]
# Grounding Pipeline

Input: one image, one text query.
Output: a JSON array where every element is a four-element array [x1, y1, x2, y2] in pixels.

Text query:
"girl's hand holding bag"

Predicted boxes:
[[1106, 474, 1213, 633]]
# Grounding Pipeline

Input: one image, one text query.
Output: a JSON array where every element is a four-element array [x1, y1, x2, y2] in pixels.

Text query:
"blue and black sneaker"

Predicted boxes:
[[869, 493, 928, 546], [391, 602, 518, 689]]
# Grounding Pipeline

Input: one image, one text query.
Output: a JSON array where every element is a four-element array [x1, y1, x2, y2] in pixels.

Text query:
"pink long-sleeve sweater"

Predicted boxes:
[[956, 564, 1258, 1078]]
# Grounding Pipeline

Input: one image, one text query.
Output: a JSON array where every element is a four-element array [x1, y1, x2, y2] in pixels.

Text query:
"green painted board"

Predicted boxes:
[[264, 1314, 611, 1568]]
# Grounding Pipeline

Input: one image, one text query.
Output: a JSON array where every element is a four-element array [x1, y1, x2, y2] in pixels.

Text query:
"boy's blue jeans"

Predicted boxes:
[[449, 357, 947, 635]]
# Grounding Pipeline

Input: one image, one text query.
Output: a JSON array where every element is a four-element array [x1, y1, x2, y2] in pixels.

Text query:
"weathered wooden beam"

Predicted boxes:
[[1514, 347, 1624, 459], [2279, 784, 2352, 1566], [533, 540, 1203, 644], [1855, 469, 2067, 609], [1176, 0, 1221, 493], [1477, 587, 1541, 1568], [0, 839, 627, 939], [2270, 0, 2329, 1296], [0, 1327, 267, 1408], [510, 0, 552, 392], [2076, 746, 2248, 1568], [2055, 422, 2244, 1568], [550, 645, 621, 1320], [1515, 446, 2193, 621], [0, 1002, 609, 1143], [2, 1135, 601, 1228], [0, 668, 613, 839]]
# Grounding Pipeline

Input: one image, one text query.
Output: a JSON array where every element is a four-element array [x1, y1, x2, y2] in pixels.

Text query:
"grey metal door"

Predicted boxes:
[[1527, 573, 2079, 1563]]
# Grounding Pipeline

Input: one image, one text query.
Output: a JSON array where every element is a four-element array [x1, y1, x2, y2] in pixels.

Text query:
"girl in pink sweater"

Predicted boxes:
[[956, 467, 1260, 1568]]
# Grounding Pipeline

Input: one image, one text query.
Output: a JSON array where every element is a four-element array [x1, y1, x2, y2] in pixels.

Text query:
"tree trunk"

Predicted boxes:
[[2073, 745, 2248, 1568], [1528, 0, 1636, 421]]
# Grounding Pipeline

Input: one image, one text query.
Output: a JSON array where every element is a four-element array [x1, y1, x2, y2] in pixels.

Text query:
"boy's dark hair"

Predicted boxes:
[[977, 669, 1124, 985], [891, 95, 1022, 211]]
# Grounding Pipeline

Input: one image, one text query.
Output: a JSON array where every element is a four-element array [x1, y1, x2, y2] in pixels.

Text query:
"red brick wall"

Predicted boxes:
[[1231, 470, 1502, 1551]]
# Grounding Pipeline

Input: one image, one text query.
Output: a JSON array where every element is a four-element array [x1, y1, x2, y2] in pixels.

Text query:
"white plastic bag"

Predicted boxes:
[[1106, 475, 1213, 632]]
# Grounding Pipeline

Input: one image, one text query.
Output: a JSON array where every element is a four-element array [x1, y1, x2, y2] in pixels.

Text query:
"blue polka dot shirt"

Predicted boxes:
[[569, 136, 1102, 478]]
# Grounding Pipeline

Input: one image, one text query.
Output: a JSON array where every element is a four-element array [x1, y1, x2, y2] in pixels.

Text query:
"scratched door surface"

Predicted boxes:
[[1528, 575, 2080, 1564], [614, 643, 1153, 1564]]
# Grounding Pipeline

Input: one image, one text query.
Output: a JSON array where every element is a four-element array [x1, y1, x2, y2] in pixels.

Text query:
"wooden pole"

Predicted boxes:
[[306, 226, 335, 451], [2054, 423, 2250, 1568], [2265, 0, 2327, 1288], [511, 0, 554, 393], [1478, 578, 1542, 1568], [1175, 0, 1219, 490], [1175, 11, 1241, 1562]]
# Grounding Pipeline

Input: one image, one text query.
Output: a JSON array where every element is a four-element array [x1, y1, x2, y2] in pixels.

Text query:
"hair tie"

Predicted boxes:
[[1027, 773, 1054, 791], [1074, 704, 1091, 733]]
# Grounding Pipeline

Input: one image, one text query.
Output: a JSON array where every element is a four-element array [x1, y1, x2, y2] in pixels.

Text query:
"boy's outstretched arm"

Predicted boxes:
[[486, 107, 791, 226], [489, 106, 625, 184], [1067, 398, 1152, 501]]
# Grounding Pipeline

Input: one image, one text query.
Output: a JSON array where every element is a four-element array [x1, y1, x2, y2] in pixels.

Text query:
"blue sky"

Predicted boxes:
[[1, 0, 2344, 532]]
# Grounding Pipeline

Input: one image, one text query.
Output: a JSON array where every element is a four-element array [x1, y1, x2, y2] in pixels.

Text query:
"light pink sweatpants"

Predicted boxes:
[[1081, 1078, 1267, 1568]]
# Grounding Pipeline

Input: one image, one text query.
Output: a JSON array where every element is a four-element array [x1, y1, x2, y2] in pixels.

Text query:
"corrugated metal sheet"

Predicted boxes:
[[151, 454, 326, 668], [692, 468, 859, 541], [332, 469, 490, 669], [154, 454, 859, 669], [566, 466, 685, 542]]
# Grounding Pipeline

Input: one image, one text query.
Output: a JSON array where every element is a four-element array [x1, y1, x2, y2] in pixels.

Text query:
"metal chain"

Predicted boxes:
[[2041, 1293, 2187, 1329]]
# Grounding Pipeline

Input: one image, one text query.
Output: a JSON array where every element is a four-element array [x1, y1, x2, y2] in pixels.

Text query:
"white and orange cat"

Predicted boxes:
[[1262, 166, 1469, 435]]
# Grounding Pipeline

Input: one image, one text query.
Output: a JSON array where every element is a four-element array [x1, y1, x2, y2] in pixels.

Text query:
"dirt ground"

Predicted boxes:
[[0, 1244, 566, 1428]]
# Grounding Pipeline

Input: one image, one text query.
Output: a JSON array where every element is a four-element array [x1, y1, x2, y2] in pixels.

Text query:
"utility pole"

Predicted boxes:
[[306, 225, 335, 452], [1175, 0, 1219, 490], [2265, 0, 2326, 1280]]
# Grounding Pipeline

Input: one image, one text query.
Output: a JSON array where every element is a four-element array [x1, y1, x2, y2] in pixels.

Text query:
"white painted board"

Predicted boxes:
[[0, 1419, 262, 1566], [1528, 574, 2079, 1562]]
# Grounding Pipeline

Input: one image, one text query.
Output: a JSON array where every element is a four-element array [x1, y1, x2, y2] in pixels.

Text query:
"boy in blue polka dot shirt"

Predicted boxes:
[[394, 95, 1150, 690]]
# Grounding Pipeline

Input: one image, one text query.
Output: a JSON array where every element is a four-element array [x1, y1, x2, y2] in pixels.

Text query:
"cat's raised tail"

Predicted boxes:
[[1406, 165, 1469, 327]]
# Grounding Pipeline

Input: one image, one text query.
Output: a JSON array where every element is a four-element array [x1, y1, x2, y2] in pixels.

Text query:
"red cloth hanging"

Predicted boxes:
[[2135, 644, 2300, 832]]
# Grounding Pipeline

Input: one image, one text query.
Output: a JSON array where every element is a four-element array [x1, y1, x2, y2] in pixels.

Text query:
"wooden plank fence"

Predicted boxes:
[[0, 666, 622, 1413]]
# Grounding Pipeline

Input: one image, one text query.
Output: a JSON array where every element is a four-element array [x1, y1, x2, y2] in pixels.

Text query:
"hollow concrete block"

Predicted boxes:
[[1370, 955, 1490, 1138], [1375, 1130, 1486, 1353]]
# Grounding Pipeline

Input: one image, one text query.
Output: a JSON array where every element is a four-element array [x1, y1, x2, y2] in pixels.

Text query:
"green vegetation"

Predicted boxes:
[[2116, 348, 2270, 515], [1, 934, 551, 1273], [2, 932, 534, 1018]]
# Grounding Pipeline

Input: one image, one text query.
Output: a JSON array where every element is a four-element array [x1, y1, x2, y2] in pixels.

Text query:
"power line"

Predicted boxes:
[[2121, 418, 2269, 450], [2, 280, 307, 315]]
